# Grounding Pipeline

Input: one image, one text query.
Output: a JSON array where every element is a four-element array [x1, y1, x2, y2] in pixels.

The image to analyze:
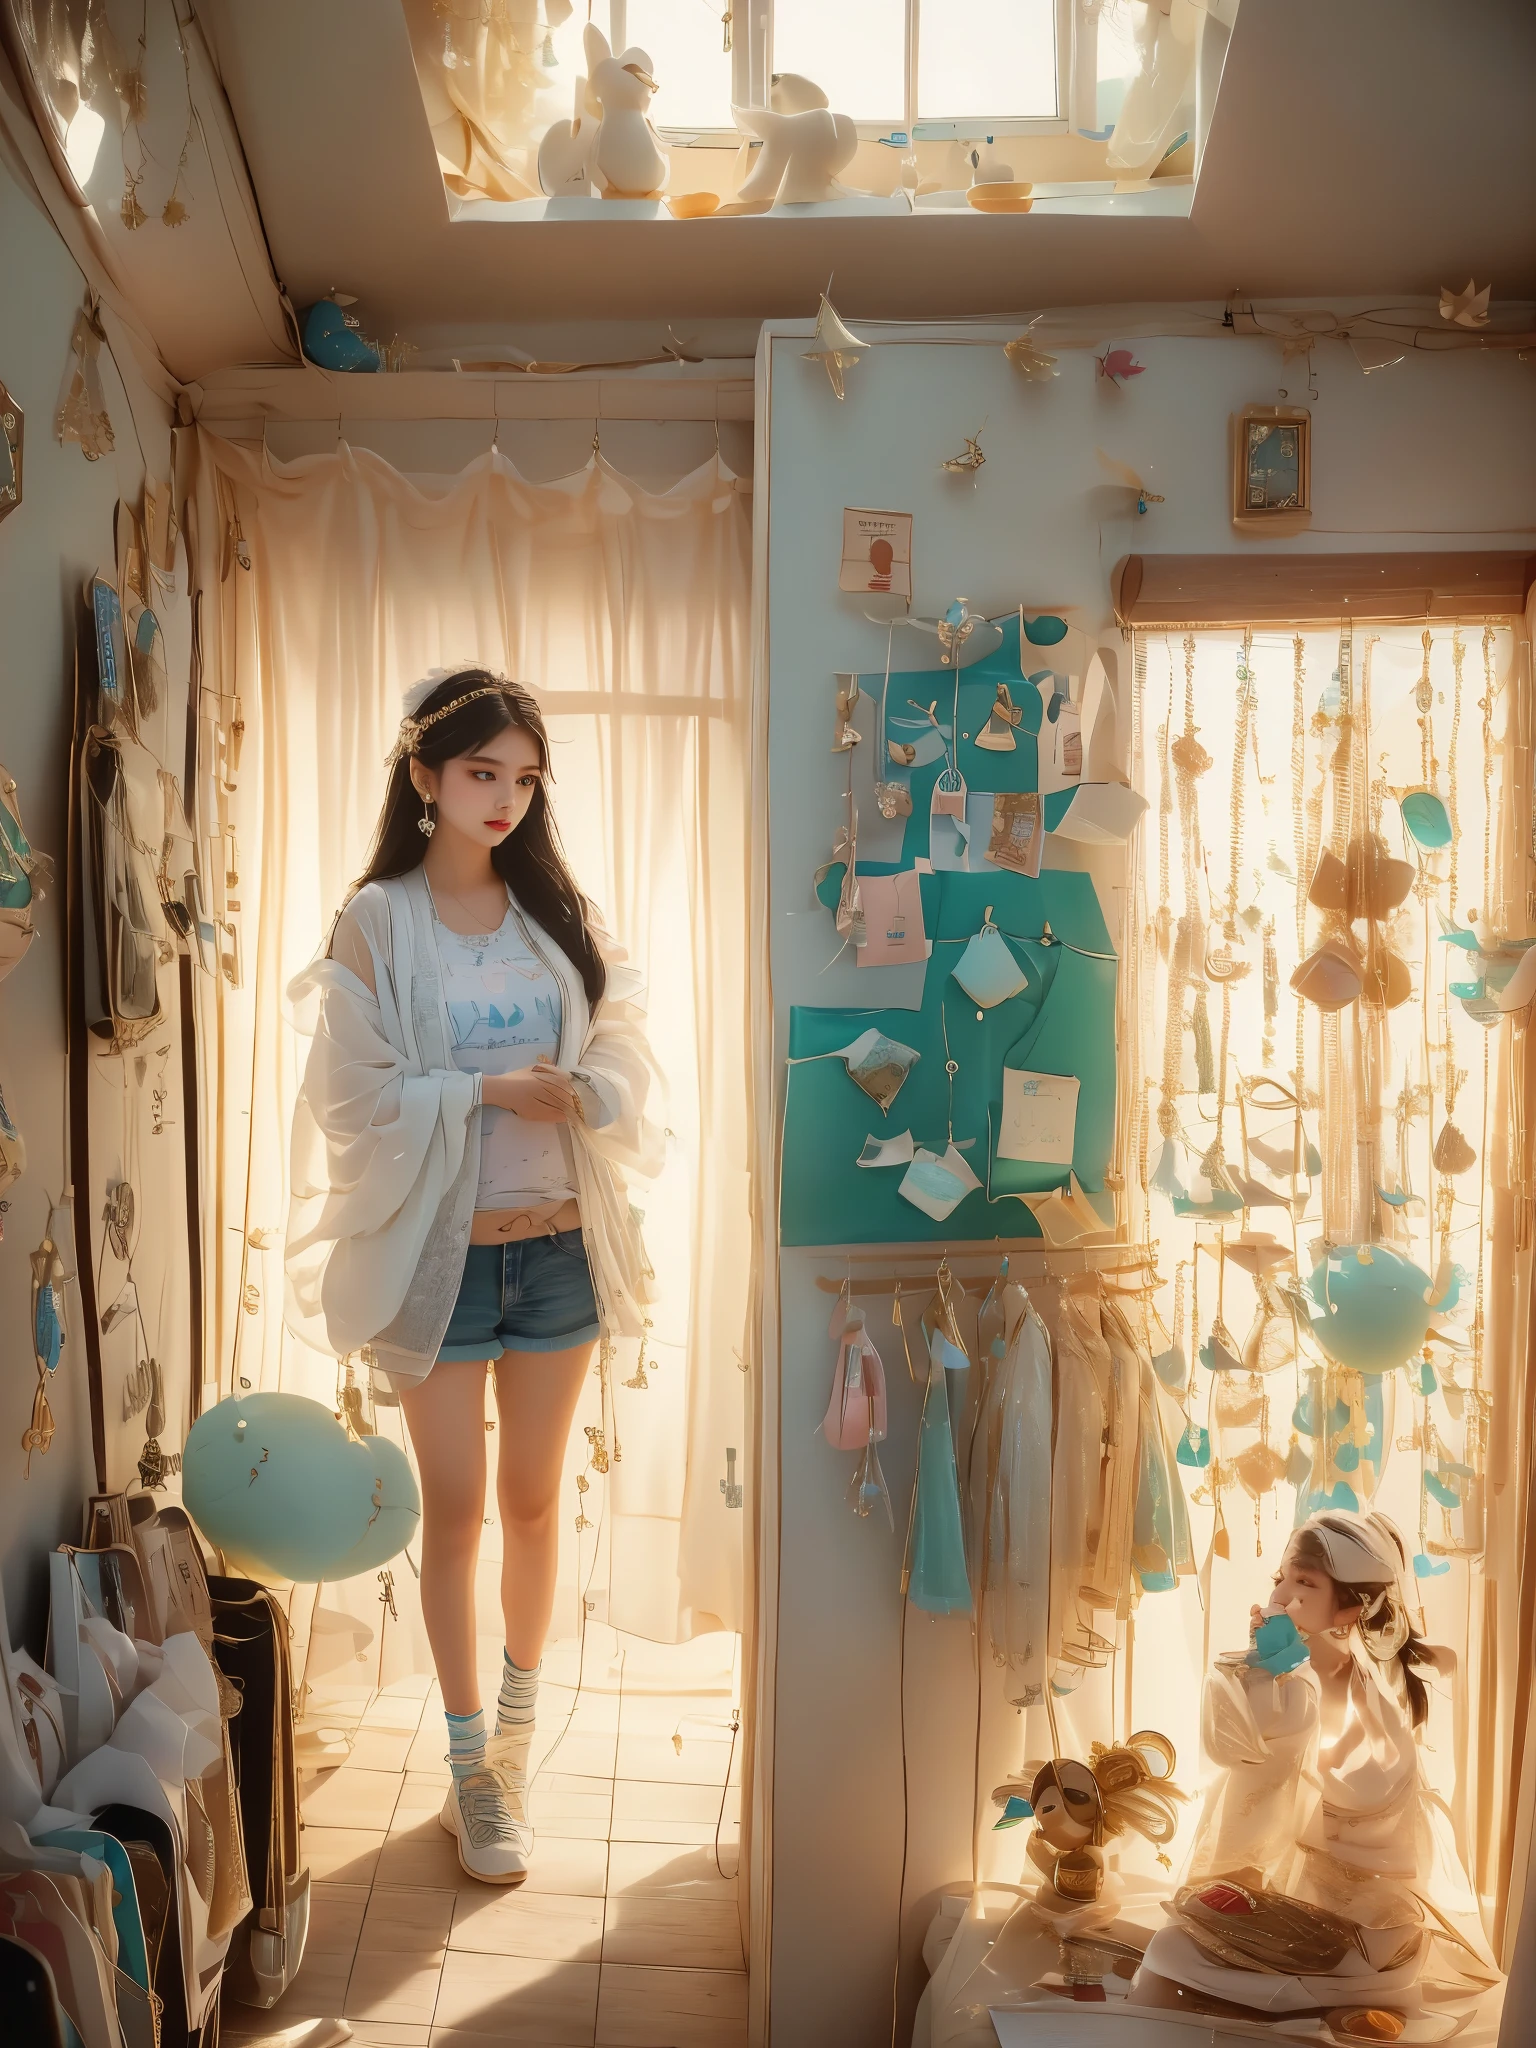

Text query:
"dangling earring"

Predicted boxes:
[[418, 794, 437, 838]]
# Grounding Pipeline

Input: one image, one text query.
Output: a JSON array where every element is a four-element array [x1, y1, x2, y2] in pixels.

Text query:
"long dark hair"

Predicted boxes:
[[1289, 1526, 1432, 1728], [352, 670, 606, 1006]]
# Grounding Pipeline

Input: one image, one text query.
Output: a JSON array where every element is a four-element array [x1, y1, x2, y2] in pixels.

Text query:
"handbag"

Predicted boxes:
[[80, 727, 164, 1046], [209, 1576, 310, 2008]]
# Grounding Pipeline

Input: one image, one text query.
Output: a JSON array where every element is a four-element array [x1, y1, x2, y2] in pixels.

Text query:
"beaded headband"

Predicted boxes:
[[390, 679, 535, 764]]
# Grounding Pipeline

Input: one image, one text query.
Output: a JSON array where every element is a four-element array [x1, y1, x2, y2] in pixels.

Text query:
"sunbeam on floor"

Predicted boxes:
[[225, 1627, 746, 2048]]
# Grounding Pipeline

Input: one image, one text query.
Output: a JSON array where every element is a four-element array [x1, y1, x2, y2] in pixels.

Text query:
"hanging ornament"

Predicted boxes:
[[802, 293, 868, 401], [23, 1233, 66, 1474], [1096, 448, 1164, 515], [1308, 1246, 1433, 1374], [1439, 279, 1491, 328], [940, 424, 987, 479], [1003, 323, 1059, 381], [1095, 348, 1146, 385]]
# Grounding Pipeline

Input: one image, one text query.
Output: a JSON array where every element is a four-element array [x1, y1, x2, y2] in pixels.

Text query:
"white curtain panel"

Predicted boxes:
[[191, 436, 753, 1648]]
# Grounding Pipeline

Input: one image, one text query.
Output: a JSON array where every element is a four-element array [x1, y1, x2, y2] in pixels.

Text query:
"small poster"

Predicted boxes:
[[997, 1069, 1080, 1167], [839, 508, 913, 600], [987, 790, 1044, 877]]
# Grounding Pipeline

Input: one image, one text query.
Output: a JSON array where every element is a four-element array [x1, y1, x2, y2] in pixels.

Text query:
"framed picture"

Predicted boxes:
[[839, 507, 913, 600], [1232, 405, 1311, 529]]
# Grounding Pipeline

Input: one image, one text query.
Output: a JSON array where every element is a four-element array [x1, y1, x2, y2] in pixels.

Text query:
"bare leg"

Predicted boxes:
[[492, 1343, 594, 1669], [400, 1360, 492, 1716]]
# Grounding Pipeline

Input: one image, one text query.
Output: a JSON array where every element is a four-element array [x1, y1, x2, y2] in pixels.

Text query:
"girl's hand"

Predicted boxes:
[[482, 1063, 580, 1122]]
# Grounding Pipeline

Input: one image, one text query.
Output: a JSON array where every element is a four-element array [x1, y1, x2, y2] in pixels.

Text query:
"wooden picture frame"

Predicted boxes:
[[1232, 404, 1311, 531], [0, 382, 21, 523]]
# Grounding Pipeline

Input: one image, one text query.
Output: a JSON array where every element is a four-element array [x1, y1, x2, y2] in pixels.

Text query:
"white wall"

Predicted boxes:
[[755, 317, 1536, 2044], [0, 127, 171, 1650]]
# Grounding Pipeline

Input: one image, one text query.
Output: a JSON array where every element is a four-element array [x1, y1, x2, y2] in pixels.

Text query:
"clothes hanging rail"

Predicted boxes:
[[811, 1241, 1156, 1294]]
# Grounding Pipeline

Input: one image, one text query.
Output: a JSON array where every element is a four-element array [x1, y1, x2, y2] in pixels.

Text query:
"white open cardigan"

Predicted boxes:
[[284, 868, 663, 1385]]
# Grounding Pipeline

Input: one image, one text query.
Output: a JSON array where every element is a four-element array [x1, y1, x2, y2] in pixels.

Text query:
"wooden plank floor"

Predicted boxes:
[[225, 1631, 745, 2048]]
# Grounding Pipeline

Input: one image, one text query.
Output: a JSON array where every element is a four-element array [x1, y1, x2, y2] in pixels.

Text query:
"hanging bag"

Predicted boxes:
[[80, 728, 163, 1045], [952, 915, 1029, 1010], [208, 1575, 310, 2010]]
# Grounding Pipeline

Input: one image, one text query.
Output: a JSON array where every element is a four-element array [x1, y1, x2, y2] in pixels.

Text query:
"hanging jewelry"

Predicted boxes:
[[623, 1318, 654, 1390], [418, 794, 437, 838], [23, 1234, 65, 1475]]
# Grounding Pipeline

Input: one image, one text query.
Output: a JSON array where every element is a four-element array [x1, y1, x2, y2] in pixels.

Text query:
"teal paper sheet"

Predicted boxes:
[[783, 869, 1117, 1245], [783, 610, 1119, 1245]]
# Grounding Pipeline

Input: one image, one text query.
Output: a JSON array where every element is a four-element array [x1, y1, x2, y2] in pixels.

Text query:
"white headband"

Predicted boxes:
[[1294, 1508, 1409, 1591]]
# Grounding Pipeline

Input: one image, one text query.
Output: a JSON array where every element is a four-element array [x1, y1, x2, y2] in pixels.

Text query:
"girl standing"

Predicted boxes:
[[286, 670, 662, 1882]]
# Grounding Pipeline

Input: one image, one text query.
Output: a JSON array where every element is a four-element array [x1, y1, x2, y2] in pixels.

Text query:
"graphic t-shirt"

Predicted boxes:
[[433, 902, 578, 1207]]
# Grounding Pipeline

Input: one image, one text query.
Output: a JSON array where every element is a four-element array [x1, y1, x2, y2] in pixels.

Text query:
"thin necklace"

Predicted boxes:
[[428, 871, 507, 933]]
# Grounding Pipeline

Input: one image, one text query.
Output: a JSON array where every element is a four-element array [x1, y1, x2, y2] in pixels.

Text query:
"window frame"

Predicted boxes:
[[622, 0, 1073, 149]]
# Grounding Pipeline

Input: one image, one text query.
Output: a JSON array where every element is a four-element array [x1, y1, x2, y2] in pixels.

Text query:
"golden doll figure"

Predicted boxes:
[[992, 1729, 1186, 1939], [1127, 1508, 1500, 2038]]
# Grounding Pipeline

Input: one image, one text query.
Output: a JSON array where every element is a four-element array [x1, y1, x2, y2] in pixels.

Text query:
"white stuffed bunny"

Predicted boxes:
[[539, 22, 666, 198], [733, 72, 857, 206]]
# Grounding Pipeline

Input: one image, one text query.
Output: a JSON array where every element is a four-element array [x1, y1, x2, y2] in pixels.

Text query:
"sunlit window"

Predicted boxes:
[[634, 0, 1066, 139], [628, 0, 736, 133], [917, 0, 1059, 124], [771, 0, 907, 128]]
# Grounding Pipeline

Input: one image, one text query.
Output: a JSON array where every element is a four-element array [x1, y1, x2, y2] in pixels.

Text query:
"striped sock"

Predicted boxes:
[[445, 1707, 487, 1782], [495, 1652, 540, 1739]]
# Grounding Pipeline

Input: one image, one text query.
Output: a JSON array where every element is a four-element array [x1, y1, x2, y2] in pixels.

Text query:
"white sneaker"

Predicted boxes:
[[484, 1726, 534, 1818], [440, 1768, 531, 1884]]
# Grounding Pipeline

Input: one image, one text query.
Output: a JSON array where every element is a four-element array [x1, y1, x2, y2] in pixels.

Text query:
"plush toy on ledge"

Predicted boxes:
[[538, 24, 667, 199], [732, 73, 858, 207]]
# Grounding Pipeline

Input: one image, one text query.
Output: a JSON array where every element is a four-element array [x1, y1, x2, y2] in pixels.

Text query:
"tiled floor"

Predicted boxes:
[[225, 1633, 745, 2048]]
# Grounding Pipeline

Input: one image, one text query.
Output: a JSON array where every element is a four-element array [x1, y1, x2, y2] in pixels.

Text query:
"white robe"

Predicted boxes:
[[1180, 1643, 1498, 1994], [284, 868, 664, 1383]]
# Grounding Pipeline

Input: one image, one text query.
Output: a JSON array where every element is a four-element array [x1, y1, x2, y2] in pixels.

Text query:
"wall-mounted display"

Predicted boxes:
[[782, 608, 1126, 1246]]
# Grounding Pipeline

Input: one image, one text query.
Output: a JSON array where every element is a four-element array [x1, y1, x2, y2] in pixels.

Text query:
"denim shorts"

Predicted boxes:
[[436, 1231, 600, 1362]]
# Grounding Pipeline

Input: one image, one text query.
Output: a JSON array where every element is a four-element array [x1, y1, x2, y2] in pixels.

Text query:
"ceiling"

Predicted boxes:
[[198, 0, 1536, 349]]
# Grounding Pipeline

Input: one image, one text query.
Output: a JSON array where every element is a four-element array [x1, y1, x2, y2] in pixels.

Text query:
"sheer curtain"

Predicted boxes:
[[188, 434, 753, 1656], [1124, 619, 1534, 1965]]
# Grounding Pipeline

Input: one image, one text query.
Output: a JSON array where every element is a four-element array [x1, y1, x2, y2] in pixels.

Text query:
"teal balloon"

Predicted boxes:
[[1021, 612, 1068, 646], [301, 300, 381, 373], [1310, 1247, 1432, 1374], [1332, 1441, 1360, 1473], [323, 1435, 422, 1580], [1414, 1551, 1450, 1579], [184, 1393, 420, 1582], [1401, 791, 1452, 849]]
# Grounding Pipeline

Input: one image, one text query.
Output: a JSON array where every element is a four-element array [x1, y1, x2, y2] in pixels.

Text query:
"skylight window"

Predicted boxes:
[[631, 0, 1066, 140]]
